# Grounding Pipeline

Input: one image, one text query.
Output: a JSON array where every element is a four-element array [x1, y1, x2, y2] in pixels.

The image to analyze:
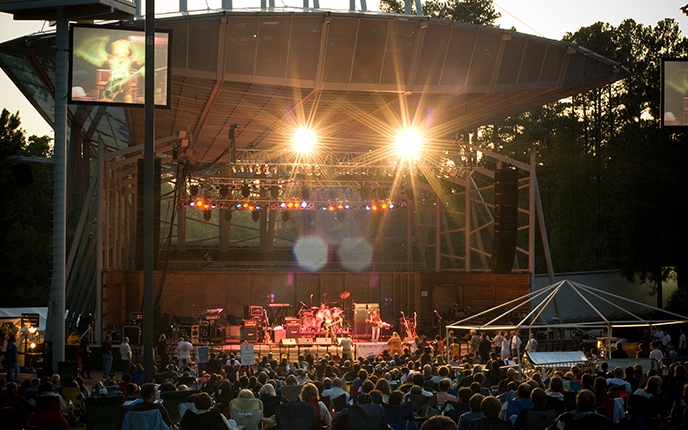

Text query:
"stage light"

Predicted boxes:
[[322, 206, 327, 211], [389, 203, 395, 209], [281, 211, 290, 222], [255, 206, 261, 210], [337, 205, 343, 210], [189, 200, 196, 208], [395, 128, 423, 158], [190, 185, 199, 196], [372, 205, 378, 211], [270, 186, 280, 199], [344, 204, 350, 209], [381, 203, 387, 209], [287, 202, 294, 208], [242, 203, 249, 208], [236, 203, 242, 209], [241, 183, 251, 198], [365, 205, 371, 211], [210, 202, 217, 209], [252, 210, 260, 222], [300, 201, 308, 209], [294, 127, 316, 153], [328, 206, 335, 211], [203, 209, 212, 221], [281, 202, 287, 208], [195, 199, 204, 207]]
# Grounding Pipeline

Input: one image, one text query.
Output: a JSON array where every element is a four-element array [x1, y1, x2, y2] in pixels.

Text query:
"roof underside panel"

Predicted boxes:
[[0, 11, 630, 162]]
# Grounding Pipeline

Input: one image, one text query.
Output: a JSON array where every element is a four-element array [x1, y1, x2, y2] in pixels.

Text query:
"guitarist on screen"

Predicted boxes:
[[75, 36, 145, 103]]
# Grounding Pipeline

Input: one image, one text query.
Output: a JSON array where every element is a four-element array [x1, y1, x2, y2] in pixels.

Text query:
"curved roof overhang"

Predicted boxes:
[[0, 10, 630, 162]]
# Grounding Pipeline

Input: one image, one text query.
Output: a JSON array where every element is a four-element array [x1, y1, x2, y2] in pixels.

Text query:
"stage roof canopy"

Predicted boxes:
[[0, 9, 630, 165]]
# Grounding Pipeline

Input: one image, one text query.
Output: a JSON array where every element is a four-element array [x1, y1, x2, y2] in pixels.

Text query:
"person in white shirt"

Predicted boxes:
[[679, 329, 687, 354], [662, 332, 671, 348], [526, 333, 537, 353], [605, 367, 632, 394], [510, 331, 522, 358], [649, 341, 664, 370], [119, 337, 132, 376], [177, 336, 193, 361], [500, 336, 511, 360], [493, 331, 504, 357], [321, 377, 350, 403]]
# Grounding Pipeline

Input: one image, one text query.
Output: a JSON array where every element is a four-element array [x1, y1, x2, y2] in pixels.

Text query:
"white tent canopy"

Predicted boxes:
[[446, 279, 688, 332], [0, 307, 48, 331]]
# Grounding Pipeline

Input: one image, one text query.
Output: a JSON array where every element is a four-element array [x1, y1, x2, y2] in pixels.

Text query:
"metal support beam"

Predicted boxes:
[[47, 8, 69, 373]]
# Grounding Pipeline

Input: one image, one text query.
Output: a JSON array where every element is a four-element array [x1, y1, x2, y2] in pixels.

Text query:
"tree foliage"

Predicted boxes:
[[0, 108, 53, 307], [475, 18, 688, 289], [379, 0, 500, 25]]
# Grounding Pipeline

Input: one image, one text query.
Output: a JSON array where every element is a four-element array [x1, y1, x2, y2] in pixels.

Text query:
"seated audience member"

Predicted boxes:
[[180, 392, 235, 430], [258, 383, 283, 418], [437, 378, 457, 406], [332, 392, 388, 430], [606, 366, 632, 394], [0, 382, 30, 430], [551, 389, 614, 429], [421, 415, 458, 430], [634, 375, 663, 398], [500, 383, 533, 422], [513, 388, 556, 430], [457, 393, 484, 430], [471, 396, 512, 430], [300, 382, 332, 428], [129, 383, 173, 430]]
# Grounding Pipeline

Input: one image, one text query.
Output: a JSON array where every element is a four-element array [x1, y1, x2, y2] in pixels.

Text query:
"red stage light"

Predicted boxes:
[[195, 199, 204, 207], [287, 202, 294, 208], [337, 205, 343, 210], [243, 203, 249, 208], [381, 203, 388, 209], [328, 206, 335, 211], [372, 205, 378, 211]]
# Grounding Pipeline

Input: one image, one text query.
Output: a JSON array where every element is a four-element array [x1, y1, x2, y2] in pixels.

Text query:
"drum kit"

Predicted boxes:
[[298, 291, 352, 334]]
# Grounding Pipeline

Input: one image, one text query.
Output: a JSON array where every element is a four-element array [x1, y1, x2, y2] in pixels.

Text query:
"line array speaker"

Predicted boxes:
[[490, 166, 519, 274]]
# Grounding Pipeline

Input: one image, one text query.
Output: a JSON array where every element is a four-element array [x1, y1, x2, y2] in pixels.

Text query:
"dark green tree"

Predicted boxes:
[[379, 0, 500, 26], [0, 109, 53, 306]]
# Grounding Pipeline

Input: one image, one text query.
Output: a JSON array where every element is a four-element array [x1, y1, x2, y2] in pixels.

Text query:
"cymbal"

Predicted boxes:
[[340, 291, 351, 299]]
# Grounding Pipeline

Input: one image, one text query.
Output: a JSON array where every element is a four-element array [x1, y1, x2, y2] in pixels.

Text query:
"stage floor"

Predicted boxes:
[[212, 340, 391, 363]]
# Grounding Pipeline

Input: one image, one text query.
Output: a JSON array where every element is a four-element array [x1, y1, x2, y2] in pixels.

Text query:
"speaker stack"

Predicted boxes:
[[490, 166, 519, 274]]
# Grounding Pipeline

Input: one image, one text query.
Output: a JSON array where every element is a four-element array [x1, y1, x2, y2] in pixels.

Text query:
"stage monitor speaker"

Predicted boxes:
[[178, 316, 194, 326], [490, 166, 519, 274], [297, 338, 313, 346], [122, 325, 141, 345], [273, 328, 286, 343], [281, 338, 296, 346], [315, 338, 332, 346]]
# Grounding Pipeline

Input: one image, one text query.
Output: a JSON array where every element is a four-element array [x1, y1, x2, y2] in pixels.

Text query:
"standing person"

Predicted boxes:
[[388, 332, 403, 356], [510, 331, 522, 359], [120, 336, 132, 377], [177, 336, 193, 363], [526, 333, 537, 354], [649, 341, 664, 371], [79, 335, 92, 379], [367, 308, 383, 343], [340, 333, 353, 361], [6, 336, 19, 382], [101, 335, 113, 380], [493, 331, 504, 357], [157, 333, 168, 369], [479, 333, 491, 364], [679, 328, 687, 356], [500, 335, 511, 361]]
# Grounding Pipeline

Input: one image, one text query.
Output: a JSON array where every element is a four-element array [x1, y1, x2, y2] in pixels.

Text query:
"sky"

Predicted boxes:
[[0, 0, 687, 138]]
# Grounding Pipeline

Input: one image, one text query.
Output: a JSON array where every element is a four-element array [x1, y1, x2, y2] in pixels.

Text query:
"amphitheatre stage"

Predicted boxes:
[[0, 1, 629, 359]]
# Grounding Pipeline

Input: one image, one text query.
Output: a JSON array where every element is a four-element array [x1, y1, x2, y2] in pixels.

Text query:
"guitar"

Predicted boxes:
[[101, 66, 145, 101], [366, 318, 391, 329]]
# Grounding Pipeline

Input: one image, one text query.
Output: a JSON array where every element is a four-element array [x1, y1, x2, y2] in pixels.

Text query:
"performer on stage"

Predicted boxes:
[[366, 308, 389, 343]]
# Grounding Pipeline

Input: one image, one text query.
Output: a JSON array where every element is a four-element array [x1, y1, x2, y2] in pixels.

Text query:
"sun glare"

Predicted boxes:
[[293, 127, 316, 153], [395, 128, 422, 158]]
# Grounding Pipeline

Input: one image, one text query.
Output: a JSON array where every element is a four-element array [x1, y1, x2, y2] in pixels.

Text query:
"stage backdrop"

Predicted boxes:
[[102, 271, 529, 337]]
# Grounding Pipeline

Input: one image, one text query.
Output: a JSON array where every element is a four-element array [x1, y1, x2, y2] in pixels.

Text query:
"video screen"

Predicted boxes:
[[662, 58, 688, 128], [69, 24, 171, 107]]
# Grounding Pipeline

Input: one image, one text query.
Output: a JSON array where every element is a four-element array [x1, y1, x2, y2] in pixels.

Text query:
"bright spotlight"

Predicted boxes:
[[293, 127, 316, 153], [395, 128, 422, 158]]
